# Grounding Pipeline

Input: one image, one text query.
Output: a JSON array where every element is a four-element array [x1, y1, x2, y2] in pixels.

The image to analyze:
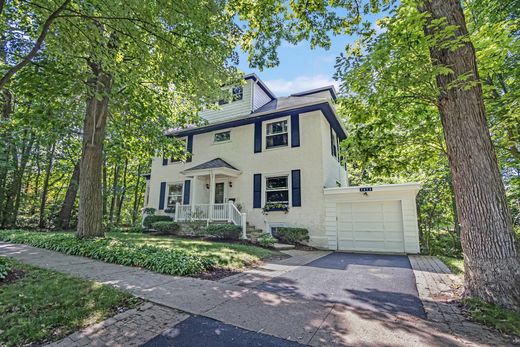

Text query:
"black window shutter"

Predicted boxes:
[[291, 170, 301, 207], [254, 121, 262, 153], [159, 182, 166, 210], [183, 180, 191, 204], [186, 135, 193, 162], [291, 113, 300, 147], [253, 174, 262, 208], [162, 157, 168, 166]]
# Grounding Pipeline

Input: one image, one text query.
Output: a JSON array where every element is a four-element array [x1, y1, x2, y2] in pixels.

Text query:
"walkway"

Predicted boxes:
[[0, 242, 511, 346]]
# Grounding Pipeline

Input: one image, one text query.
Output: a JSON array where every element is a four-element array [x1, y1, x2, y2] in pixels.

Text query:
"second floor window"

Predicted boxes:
[[167, 183, 183, 208], [266, 120, 288, 149], [214, 131, 231, 143]]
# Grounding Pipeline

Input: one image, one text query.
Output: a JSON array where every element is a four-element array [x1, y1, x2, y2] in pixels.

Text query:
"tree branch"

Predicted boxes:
[[0, 0, 71, 89]]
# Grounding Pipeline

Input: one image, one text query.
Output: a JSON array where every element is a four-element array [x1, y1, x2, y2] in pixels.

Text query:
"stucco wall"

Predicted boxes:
[[147, 110, 347, 248]]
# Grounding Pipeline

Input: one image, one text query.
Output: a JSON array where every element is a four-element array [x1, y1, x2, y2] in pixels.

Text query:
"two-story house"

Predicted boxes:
[[144, 74, 421, 254]]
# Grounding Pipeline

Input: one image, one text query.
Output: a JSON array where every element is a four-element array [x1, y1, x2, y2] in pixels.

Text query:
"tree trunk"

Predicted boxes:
[[38, 141, 55, 229], [76, 63, 112, 238], [131, 164, 141, 225], [108, 163, 119, 225], [116, 158, 128, 226], [12, 132, 35, 225], [102, 159, 108, 221], [419, 0, 520, 310], [57, 161, 80, 229]]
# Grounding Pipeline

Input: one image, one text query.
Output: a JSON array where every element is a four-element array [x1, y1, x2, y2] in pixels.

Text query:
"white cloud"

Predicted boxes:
[[264, 74, 339, 96]]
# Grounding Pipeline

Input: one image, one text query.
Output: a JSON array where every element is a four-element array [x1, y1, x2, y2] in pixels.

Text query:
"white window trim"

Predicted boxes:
[[263, 116, 291, 151], [212, 130, 231, 145], [264, 172, 291, 206], [166, 182, 184, 208]]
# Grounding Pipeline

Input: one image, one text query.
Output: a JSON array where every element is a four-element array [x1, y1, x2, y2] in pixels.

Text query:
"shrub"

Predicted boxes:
[[125, 226, 144, 233], [142, 215, 172, 229], [277, 227, 309, 244], [0, 257, 10, 280], [206, 223, 241, 240], [151, 221, 180, 234], [258, 234, 277, 248], [0, 231, 214, 276]]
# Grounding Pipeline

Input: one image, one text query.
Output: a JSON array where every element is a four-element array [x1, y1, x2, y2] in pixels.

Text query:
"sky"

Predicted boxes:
[[236, 35, 354, 96], [235, 11, 388, 97]]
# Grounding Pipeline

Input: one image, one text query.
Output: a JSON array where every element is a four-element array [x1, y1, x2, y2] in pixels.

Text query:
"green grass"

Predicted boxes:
[[438, 255, 464, 276], [464, 298, 520, 337], [0, 258, 139, 347], [108, 232, 278, 269]]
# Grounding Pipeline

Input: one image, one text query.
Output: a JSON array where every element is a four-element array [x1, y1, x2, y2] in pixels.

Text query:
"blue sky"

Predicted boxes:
[[236, 12, 387, 97], [237, 35, 355, 96]]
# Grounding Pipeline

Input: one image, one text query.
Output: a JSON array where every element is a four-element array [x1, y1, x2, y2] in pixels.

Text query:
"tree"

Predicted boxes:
[[417, 0, 519, 310], [232, 0, 520, 309]]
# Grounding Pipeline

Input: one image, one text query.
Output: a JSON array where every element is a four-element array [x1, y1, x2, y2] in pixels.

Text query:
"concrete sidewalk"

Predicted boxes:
[[0, 242, 504, 346]]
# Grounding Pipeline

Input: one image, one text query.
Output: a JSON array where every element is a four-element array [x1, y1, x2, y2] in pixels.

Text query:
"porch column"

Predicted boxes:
[[191, 176, 197, 216], [209, 170, 215, 221]]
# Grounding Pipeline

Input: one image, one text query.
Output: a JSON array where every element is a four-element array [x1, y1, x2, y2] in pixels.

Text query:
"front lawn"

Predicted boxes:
[[0, 258, 139, 347], [108, 232, 277, 269]]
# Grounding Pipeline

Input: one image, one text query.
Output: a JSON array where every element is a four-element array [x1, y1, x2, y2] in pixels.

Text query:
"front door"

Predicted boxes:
[[214, 182, 225, 204]]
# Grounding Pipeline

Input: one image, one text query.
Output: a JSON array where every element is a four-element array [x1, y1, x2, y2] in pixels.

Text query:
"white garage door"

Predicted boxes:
[[336, 200, 405, 253]]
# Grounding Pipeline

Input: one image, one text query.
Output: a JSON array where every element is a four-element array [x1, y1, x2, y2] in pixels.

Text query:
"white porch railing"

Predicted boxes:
[[174, 201, 247, 239]]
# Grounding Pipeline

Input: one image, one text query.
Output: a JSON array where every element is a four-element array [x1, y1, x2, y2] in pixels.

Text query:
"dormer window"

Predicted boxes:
[[232, 86, 243, 101]]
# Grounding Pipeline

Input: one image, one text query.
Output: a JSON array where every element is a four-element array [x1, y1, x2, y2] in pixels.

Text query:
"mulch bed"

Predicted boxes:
[[0, 268, 25, 285], [194, 268, 241, 281]]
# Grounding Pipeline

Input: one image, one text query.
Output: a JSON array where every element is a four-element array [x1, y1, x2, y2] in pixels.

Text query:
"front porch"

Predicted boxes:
[[176, 158, 247, 238], [173, 201, 247, 239]]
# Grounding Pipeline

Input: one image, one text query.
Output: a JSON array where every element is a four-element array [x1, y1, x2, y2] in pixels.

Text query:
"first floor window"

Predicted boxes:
[[167, 183, 183, 208], [265, 176, 289, 204], [266, 120, 288, 148]]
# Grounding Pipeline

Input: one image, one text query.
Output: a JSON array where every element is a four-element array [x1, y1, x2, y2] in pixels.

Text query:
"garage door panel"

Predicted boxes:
[[336, 201, 404, 253]]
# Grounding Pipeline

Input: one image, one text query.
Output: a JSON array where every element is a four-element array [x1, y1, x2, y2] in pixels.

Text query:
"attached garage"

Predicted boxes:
[[324, 183, 421, 254]]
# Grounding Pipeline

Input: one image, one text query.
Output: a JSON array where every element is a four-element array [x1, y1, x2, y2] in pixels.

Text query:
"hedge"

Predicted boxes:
[[277, 227, 309, 245], [142, 215, 172, 229], [205, 224, 241, 240], [0, 231, 213, 276], [151, 221, 180, 234]]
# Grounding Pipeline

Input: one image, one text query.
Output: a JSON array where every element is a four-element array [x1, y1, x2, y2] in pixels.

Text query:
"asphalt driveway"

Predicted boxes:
[[256, 252, 426, 318]]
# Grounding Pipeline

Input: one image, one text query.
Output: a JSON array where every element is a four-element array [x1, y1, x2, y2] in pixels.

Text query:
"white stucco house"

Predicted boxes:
[[144, 74, 421, 254]]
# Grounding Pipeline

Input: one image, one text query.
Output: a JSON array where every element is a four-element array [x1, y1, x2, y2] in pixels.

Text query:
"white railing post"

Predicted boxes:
[[227, 201, 233, 223], [175, 202, 180, 222], [241, 212, 247, 239]]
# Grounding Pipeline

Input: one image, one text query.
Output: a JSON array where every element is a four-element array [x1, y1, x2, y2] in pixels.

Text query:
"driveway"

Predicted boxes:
[[255, 252, 426, 318]]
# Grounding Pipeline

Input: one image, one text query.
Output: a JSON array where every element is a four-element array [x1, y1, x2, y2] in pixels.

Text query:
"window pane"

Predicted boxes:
[[266, 176, 288, 190], [266, 134, 288, 148], [266, 190, 289, 203], [168, 184, 182, 195], [167, 184, 183, 207], [267, 121, 287, 135], [214, 131, 230, 142], [232, 86, 243, 101]]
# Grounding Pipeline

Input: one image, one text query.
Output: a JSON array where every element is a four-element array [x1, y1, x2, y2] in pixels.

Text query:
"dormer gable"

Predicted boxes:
[[199, 74, 276, 124]]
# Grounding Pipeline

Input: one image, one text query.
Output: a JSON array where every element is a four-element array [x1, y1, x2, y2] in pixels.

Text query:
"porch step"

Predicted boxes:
[[273, 243, 295, 250]]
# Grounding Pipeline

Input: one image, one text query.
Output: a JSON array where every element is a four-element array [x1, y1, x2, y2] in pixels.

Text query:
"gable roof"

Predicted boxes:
[[290, 85, 337, 101], [183, 158, 239, 172], [244, 73, 276, 100]]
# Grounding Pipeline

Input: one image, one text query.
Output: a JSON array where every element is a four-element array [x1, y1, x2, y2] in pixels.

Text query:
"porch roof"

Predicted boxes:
[[181, 158, 241, 177]]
